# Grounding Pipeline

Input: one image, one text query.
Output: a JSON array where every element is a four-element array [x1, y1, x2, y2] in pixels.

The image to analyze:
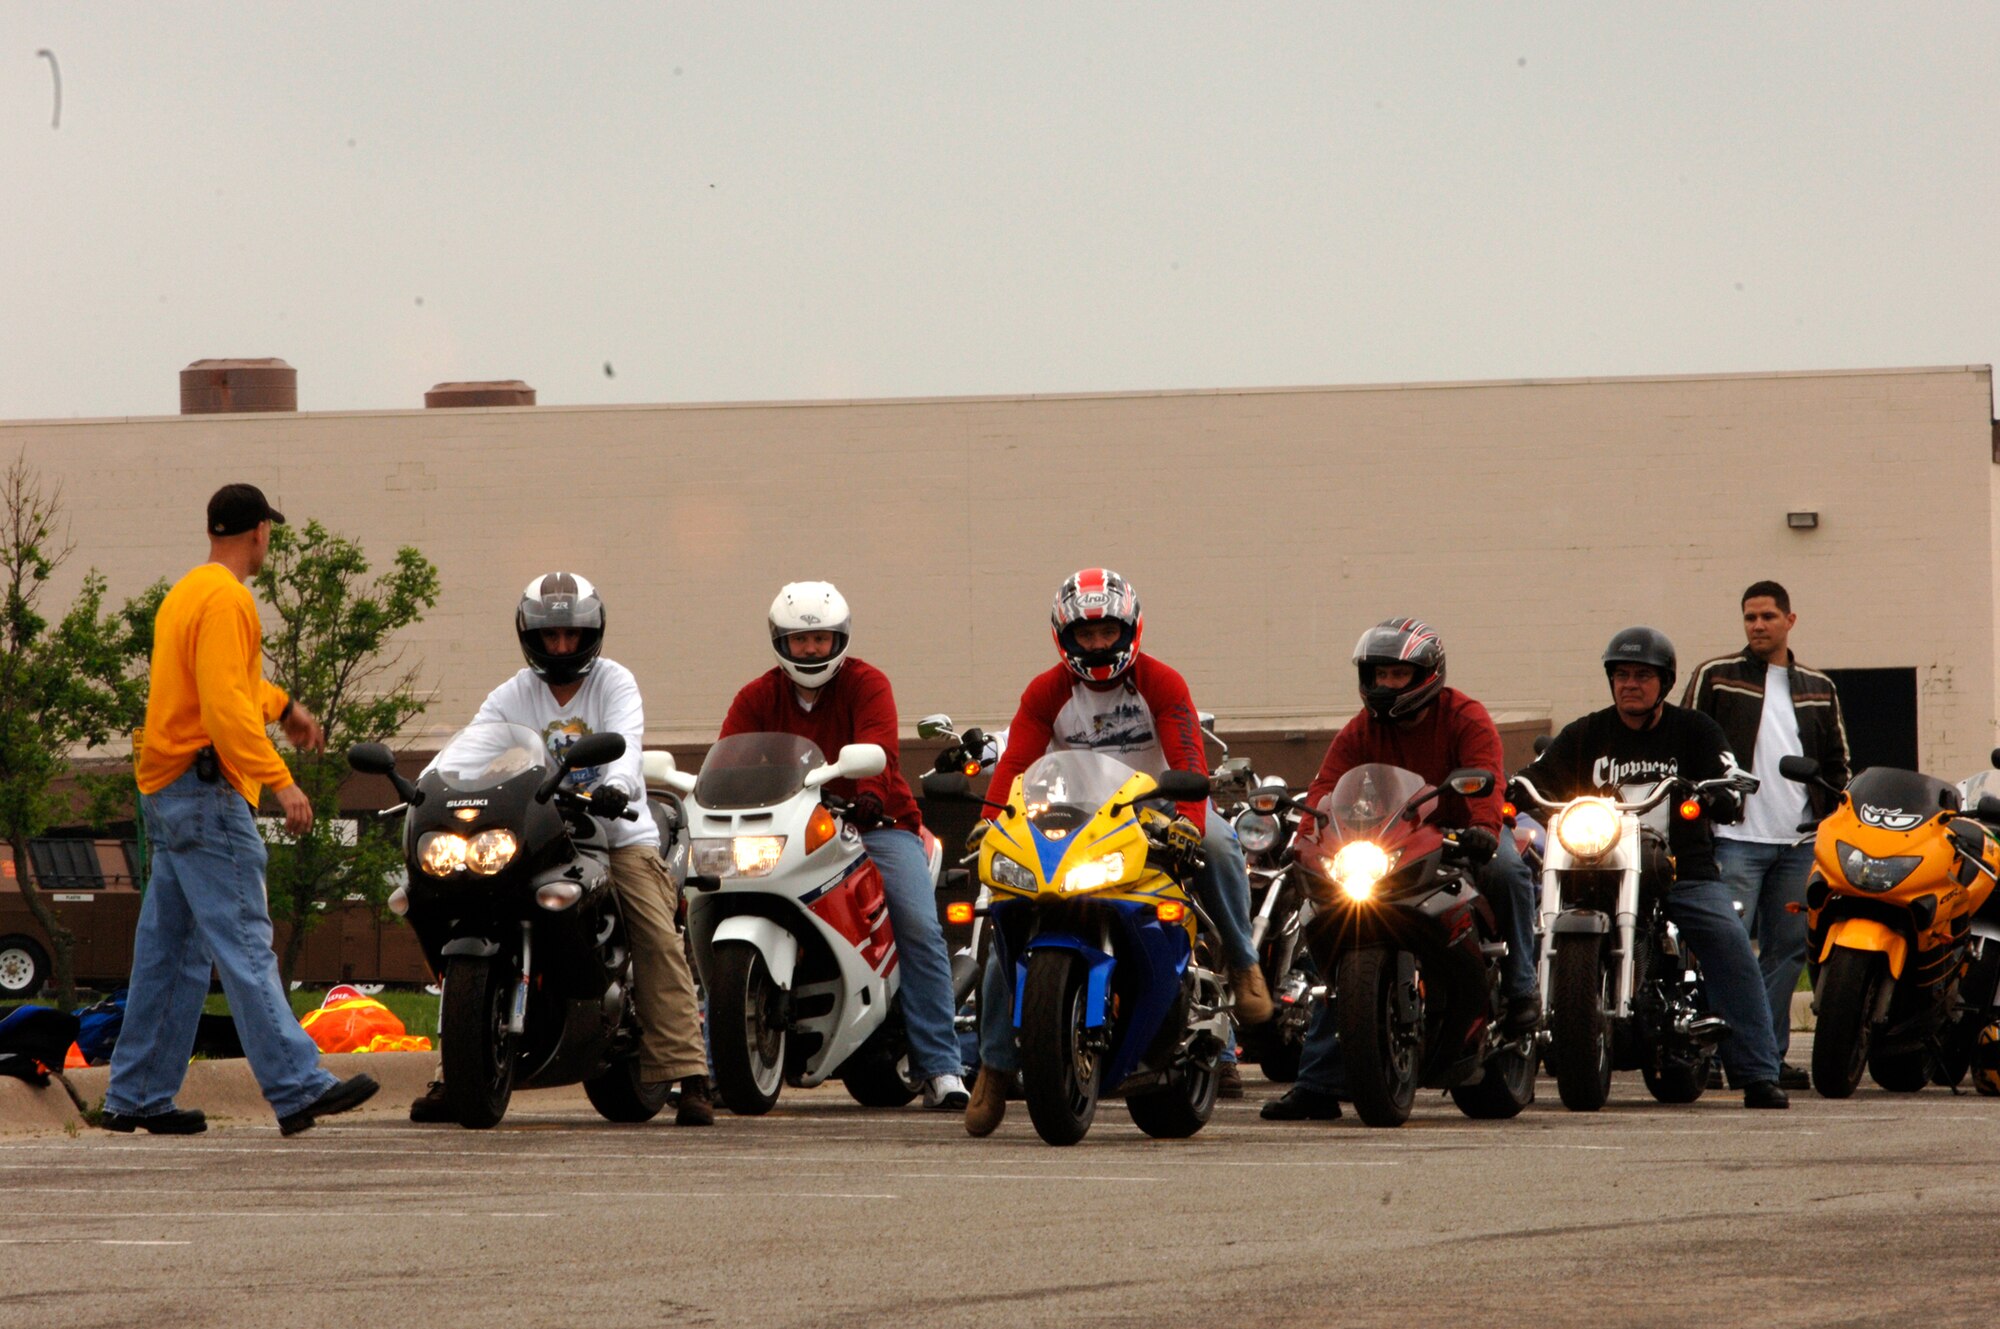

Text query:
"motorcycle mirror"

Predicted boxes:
[[915, 714, 956, 741], [347, 742, 422, 805], [1532, 734, 1553, 756], [1152, 770, 1212, 802], [1446, 768, 1496, 798], [347, 743, 397, 776], [806, 743, 889, 789], [920, 770, 973, 800], [1197, 711, 1217, 731], [562, 732, 627, 772], [1776, 755, 1820, 783], [642, 750, 696, 796], [1990, 747, 2000, 770], [1976, 794, 2000, 825]]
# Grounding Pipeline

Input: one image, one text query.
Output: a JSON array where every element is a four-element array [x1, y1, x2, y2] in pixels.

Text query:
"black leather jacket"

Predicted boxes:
[[1680, 647, 1851, 820]]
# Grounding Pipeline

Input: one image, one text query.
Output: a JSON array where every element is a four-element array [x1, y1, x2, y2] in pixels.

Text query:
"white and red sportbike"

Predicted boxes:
[[646, 734, 944, 1115]]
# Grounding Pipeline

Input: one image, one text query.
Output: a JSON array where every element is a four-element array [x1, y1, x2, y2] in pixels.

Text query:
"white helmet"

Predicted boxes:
[[769, 581, 852, 689]]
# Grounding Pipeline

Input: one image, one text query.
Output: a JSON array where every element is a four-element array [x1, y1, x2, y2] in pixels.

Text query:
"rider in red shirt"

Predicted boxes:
[[718, 581, 968, 1111], [965, 568, 1270, 1136]]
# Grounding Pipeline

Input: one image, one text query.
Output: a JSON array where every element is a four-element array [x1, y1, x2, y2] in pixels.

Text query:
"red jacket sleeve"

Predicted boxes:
[[983, 668, 1069, 815], [1132, 658, 1208, 832], [1448, 696, 1507, 834]]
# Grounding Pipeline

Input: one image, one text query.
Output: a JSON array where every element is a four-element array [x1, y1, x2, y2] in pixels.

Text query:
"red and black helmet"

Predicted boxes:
[[1051, 568, 1143, 683], [1353, 617, 1445, 720]]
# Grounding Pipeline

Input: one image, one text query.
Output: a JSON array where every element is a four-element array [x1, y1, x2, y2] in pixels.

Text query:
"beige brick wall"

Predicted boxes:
[[6, 364, 1994, 777]]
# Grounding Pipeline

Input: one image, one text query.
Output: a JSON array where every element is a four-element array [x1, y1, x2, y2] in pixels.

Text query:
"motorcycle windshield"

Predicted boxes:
[[1318, 763, 1427, 841], [695, 732, 826, 809], [430, 722, 556, 790], [1847, 767, 1959, 824], [1021, 750, 1142, 835]]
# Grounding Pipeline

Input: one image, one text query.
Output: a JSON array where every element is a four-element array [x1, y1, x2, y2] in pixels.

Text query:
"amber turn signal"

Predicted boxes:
[[1678, 799, 1702, 821], [945, 902, 974, 924], [1155, 901, 1187, 923], [963, 759, 982, 777], [805, 805, 838, 853]]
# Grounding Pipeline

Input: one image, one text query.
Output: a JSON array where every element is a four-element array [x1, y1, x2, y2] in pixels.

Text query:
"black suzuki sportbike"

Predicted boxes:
[[350, 724, 669, 1129]]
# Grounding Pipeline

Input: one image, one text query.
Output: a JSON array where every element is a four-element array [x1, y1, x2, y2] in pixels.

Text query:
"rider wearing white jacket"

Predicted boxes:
[[410, 573, 713, 1125]]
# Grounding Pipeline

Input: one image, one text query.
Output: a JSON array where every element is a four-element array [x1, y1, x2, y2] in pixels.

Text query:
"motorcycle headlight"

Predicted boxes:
[[690, 836, 787, 879], [1556, 800, 1622, 860], [465, 829, 519, 875], [1836, 840, 1922, 894], [1328, 841, 1393, 901], [418, 831, 468, 877], [1061, 850, 1129, 894], [1235, 811, 1280, 855], [989, 853, 1037, 894]]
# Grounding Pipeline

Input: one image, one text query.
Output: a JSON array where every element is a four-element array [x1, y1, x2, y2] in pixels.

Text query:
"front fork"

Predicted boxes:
[[1537, 867, 1642, 1019]]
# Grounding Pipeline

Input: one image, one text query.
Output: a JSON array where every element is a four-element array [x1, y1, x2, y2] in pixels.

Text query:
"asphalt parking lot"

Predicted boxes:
[[7, 1047, 2000, 1329]]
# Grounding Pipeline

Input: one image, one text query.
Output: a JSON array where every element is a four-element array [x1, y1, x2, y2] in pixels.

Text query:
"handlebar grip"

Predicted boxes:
[[619, 807, 640, 822]]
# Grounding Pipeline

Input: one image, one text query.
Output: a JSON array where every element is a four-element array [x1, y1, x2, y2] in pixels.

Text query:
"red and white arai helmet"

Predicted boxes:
[[1051, 568, 1143, 683], [769, 581, 852, 689]]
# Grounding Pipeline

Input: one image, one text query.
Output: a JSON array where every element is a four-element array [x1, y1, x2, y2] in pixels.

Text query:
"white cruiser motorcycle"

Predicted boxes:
[[645, 733, 945, 1115]]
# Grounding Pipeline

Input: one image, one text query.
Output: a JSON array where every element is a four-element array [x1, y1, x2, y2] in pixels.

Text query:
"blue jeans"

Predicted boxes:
[[1714, 837, 1814, 1061], [106, 769, 337, 1120], [1668, 877, 1782, 1086], [862, 829, 963, 1080], [1291, 833, 1538, 1097]]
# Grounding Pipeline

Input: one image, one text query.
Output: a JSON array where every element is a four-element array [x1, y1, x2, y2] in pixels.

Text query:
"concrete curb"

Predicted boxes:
[[0, 1074, 87, 1134]]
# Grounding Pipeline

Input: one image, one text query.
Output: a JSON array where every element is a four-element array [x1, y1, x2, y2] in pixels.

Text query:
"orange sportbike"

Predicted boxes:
[[1780, 755, 2000, 1098]]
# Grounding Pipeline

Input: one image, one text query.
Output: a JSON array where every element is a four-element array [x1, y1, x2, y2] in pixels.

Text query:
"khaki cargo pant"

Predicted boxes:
[[609, 845, 708, 1083]]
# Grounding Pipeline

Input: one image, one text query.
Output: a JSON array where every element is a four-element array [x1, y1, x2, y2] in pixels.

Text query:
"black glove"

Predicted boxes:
[[1456, 826, 1499, 866], [589, 785, 631, 820], [1700, 788, 1745, 825], [848, 791, 887, 829]]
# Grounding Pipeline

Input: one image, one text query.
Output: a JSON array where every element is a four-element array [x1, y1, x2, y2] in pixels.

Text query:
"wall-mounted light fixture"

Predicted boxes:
[[1787, 511, 1819, 530]]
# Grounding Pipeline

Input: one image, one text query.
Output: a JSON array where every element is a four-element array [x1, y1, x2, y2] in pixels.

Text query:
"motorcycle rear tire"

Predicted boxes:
[[1551, 935, 1613, 1112], [840, 1050, 921, 1108], [1641, 1057, 1709, 1104], [583, 1058, 673, 1122], [1020, 949, 1102, 1146], [709, 941, 787, 1115], [1334, 947, 1421, 1128], [1812, 947, 1883, 1099], [1126, 1003, 1219, 1140], [1867, 1047, 1929, 1093], [440, 955, 514, 1130], [1450, 1043, 1536, 1119]]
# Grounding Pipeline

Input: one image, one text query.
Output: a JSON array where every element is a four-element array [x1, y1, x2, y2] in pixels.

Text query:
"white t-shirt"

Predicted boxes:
[[1722, 664, 1810, 845], [463, 660, 656, 849], [1047, 682, 1168, 776]]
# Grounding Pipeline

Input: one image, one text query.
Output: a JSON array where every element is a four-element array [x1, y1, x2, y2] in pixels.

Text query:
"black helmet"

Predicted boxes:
[[1601, 626, 1676, 697], [516, 571, 605, 686], [1353, 617, 1446, 720]]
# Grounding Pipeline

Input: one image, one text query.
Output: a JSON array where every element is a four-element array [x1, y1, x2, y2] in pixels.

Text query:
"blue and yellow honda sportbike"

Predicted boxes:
[[976, 751, 1227, 1145]]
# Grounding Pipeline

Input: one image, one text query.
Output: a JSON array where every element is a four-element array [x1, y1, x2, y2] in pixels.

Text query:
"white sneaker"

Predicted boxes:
[[922, 1073, 970, 1110]]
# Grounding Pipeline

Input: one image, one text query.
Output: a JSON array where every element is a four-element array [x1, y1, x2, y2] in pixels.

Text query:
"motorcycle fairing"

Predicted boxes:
[[1821, 918, 1909, 979], [1011, 933, 1117, 1029], [803, 857, 898, 977]]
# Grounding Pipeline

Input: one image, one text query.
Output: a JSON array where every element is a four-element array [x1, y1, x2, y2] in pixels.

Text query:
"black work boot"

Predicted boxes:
[[1502, 992, 1543, 1037], [99, 1107, 207, 1135], [409, 1080, 452, 1123], [1259, 1086, 1342, 1121], [1743, 1080, 1790, 1110]]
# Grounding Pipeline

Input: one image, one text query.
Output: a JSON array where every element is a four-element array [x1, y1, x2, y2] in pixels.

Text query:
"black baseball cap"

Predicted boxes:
[[206, 484, 287, 537]]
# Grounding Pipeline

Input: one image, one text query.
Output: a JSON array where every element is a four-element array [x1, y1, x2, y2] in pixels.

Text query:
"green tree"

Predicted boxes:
[[253, 520, 440, 983], [0, 453, 163, 1010]]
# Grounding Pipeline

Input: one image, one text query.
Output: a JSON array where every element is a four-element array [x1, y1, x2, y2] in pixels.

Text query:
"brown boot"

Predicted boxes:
[[965, 1068, 1014, 1137], [1230, 965, 1274, 1025], [675, 1075, 715, 1127]]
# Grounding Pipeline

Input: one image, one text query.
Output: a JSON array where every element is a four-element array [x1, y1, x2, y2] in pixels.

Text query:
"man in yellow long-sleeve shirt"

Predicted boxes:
[[103, 484, 380, 1137]]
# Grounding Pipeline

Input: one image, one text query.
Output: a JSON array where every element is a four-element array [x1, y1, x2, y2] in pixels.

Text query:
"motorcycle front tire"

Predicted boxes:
[[1813, 947, 1883, 1099], [583, 1058, 673, 1122], [1334, 947, 1421, 1127], [1020, 949, 1103, 1146], [1550, 935, 1613, 1112], [708, 941, 787, 1115], [1868, 1047, 1929, 1093], [440, 954, 515, 1130]]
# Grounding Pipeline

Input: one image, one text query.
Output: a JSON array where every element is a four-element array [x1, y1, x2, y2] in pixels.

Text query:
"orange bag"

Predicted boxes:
[[300, 992, 432, 1054]]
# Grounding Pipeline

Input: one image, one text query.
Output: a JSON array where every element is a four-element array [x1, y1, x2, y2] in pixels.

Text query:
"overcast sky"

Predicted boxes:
[[5, 4, 1996, 420]]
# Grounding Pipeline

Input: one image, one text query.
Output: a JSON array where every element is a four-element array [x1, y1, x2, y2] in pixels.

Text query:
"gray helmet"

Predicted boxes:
[[516, 571, 605, 686], [1353, 617, 1446, 720], [1601, 626, 1676, 697]]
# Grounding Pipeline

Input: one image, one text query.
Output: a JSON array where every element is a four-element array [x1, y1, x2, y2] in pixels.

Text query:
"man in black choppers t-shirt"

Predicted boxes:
[[1515, 627, 1788, 1110]]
